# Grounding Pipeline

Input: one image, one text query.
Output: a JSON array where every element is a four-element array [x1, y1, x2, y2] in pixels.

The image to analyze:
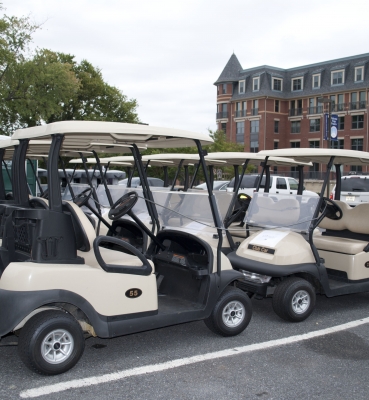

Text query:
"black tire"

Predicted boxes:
[[204, 287, 252, 337], [272, 277, 316, 322], [18, 310, 85, 375]]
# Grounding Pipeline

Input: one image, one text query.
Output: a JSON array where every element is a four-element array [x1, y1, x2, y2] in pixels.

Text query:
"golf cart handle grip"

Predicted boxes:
[[93, 236, 152, 276]]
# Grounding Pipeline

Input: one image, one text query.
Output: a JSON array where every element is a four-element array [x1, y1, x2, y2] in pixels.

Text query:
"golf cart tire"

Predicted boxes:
[[204, 287, 252, 337], [18, 310, 85, 375], [272, 277, 316, 322]]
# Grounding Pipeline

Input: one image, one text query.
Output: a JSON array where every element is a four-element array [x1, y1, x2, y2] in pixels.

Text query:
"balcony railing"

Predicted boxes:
[[251, 108, 258, 116], [216, 112, 228, 119], [349, 101, 367, 110], [235, 110, 246, 118], [307, 106, 323, 115], [330, 103, 346, 112], [289, 108, 303, 117]]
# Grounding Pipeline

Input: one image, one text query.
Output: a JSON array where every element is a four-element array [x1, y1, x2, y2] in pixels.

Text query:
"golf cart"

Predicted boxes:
[[0, 121, 252, 375], [227, 148, 369, 322]]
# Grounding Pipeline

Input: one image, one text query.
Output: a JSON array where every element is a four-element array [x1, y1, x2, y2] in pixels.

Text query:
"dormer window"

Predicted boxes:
[[312, 74, 320, 89], [272, 78, 282, 91], [292, 77, 303, 91], [239, 80, 245, 94], [331, 70, 344, 85], [355, 66, 364, 82], [253, 77, 260, 91]]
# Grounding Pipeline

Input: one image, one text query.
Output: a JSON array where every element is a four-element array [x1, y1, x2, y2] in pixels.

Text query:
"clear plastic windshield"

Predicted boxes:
[[154, 191, 233, 230], [246, 192, 320, 232]]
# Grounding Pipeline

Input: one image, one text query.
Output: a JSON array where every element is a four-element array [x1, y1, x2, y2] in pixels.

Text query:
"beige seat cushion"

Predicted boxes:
[[314, 235, 367, 255]]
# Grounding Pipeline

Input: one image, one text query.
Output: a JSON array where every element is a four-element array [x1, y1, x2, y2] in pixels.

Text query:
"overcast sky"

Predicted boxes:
[[4, 0, 369, 136]]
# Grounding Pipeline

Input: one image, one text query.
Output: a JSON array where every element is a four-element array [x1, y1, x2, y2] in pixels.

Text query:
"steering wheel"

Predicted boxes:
[[40, 188, 49, 199], [108, 191, 138, 221], [320, 197, 343, 220], [72, 188, 93, 207], [225, 193, 252, 228]]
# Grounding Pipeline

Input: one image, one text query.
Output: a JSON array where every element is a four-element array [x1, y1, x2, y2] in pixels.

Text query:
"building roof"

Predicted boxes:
[[215, 53, 369, 101]]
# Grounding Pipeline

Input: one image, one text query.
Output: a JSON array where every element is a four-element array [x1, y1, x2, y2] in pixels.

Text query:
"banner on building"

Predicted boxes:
[[323, 113, 338, 141]]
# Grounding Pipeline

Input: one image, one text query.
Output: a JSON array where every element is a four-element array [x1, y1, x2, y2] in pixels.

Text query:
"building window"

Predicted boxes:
[[309, 140, 320, 148], [272, 78, 282, 91], [275, 100, 279, 113], [291, 121, 301, 133], [290, 141, 300, 148], [236, 122, 244, 143], [274, 120, 279, 133], [292, 77, 303, 91], [360, 91, 366, 108], [351, 138, 363, 151], [338, 116, 344, 130], [221, 123, 227, 132], [239, 80, 245, 94], [351, 165, 363, 173], [331, 70, 344, 85], [250, 120, 259, 134], [355, 66, 364, 82], [251, 99, 258, 115], [312, 74, 320, 89], [253, 77, 260, 91], [309, 119, 320, 132], [250, 141, 259, 153], [331, 139, 344, 149], [274, 141, 279, 149], [352, 115, 364, 129], [222, 84, 227, 94]]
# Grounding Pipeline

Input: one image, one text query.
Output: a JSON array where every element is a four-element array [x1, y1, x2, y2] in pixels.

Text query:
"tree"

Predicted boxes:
[[0, 6, 139, 135]]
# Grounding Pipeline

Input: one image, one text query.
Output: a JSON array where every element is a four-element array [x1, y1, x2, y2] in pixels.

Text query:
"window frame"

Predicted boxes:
[[352, 115, 364, 130], [355, 66, 364, 82], [291, 77, 303, 92], [238, 80, 245, 94], [331, 69, 345, 86], [253, 77, 260, 92], [309, 119, 320, 133], [312, 74, 321, 89], [272, 77, 283, 91]]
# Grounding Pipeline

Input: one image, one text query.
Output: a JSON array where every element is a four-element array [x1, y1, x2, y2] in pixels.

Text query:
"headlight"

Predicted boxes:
[[241, 270, 271, 284]]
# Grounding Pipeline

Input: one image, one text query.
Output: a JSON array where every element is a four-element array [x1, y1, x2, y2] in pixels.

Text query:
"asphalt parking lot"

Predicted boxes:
[[1, 292, 369, 400]]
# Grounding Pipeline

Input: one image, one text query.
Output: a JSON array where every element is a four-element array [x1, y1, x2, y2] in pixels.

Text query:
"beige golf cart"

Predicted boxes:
[[0, 121, 252, 375], [227, 148, 369, 322]]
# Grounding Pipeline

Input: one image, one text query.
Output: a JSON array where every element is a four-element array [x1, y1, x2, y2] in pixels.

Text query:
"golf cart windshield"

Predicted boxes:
[[155, 191, 233, 230], [246, 192, 320, 232]]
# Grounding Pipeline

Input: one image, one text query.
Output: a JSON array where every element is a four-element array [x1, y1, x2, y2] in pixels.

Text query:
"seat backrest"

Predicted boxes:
[[62, 201, 96, 252], [318, 201, 369, 234]]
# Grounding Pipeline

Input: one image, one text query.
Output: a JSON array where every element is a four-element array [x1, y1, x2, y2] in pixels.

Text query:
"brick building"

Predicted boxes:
[[215, 53, 369, 174]]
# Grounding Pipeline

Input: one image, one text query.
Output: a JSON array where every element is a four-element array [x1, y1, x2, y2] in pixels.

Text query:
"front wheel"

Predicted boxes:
[[272, 277, 316, 322], [204, 287, 252, 337], [18, 310, 85, 375]]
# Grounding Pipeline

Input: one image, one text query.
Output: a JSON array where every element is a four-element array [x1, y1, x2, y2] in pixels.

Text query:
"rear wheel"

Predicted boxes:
[[18, 310, 85, 375], [272, 277, 316, 322], [204, 287, 252, 336]]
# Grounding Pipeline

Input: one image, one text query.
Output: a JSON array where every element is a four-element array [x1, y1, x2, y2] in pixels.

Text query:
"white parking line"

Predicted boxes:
[[20, 317, 369, 398]]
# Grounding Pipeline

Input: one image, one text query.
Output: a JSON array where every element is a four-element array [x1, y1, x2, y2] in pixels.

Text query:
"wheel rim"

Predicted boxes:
[[292, 290, 310, 314], [222, 300, 245, 328], [41, 329, 74, 364]]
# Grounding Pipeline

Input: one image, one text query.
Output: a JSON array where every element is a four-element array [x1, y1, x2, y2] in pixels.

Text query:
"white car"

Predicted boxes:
[[330, 175, 369, 206]]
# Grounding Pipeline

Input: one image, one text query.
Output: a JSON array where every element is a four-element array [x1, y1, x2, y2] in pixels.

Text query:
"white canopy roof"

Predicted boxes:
[[259, 148, 369, 166], [12, 121, 213, 149]]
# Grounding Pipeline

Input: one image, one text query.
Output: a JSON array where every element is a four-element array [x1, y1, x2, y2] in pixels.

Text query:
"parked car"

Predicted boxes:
[[226, 175, 317, 197], [195, 180, 230, 191], [118, 177, 164, 187], [330, 175, 369, 206]]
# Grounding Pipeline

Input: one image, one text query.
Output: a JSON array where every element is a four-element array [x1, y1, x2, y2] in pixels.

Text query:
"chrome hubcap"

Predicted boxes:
[[292, 290, 310, 314], [41, 329, 74, 364], [222, 300, 245, 328]]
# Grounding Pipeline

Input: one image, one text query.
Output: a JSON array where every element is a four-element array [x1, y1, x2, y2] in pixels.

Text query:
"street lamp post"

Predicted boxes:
[[318, 97, 333, 197], [317, 97, 332, 149]]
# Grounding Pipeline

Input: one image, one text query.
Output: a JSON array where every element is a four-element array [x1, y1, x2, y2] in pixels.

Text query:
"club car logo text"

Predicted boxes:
[[248, 244, 275, 255], [125, 288, 142, 298]]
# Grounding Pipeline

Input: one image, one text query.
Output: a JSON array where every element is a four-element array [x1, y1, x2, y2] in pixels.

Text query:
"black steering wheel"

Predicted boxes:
[[72, 188, 93, 207], [40, 188, 49, 199], [108, 191, 138, 221], [225, 193, 252, 228], [320, 197, 343, 220]]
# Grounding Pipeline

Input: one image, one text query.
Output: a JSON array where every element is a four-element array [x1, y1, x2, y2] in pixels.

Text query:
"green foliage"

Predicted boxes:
[[0, 7, 139, 135]]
